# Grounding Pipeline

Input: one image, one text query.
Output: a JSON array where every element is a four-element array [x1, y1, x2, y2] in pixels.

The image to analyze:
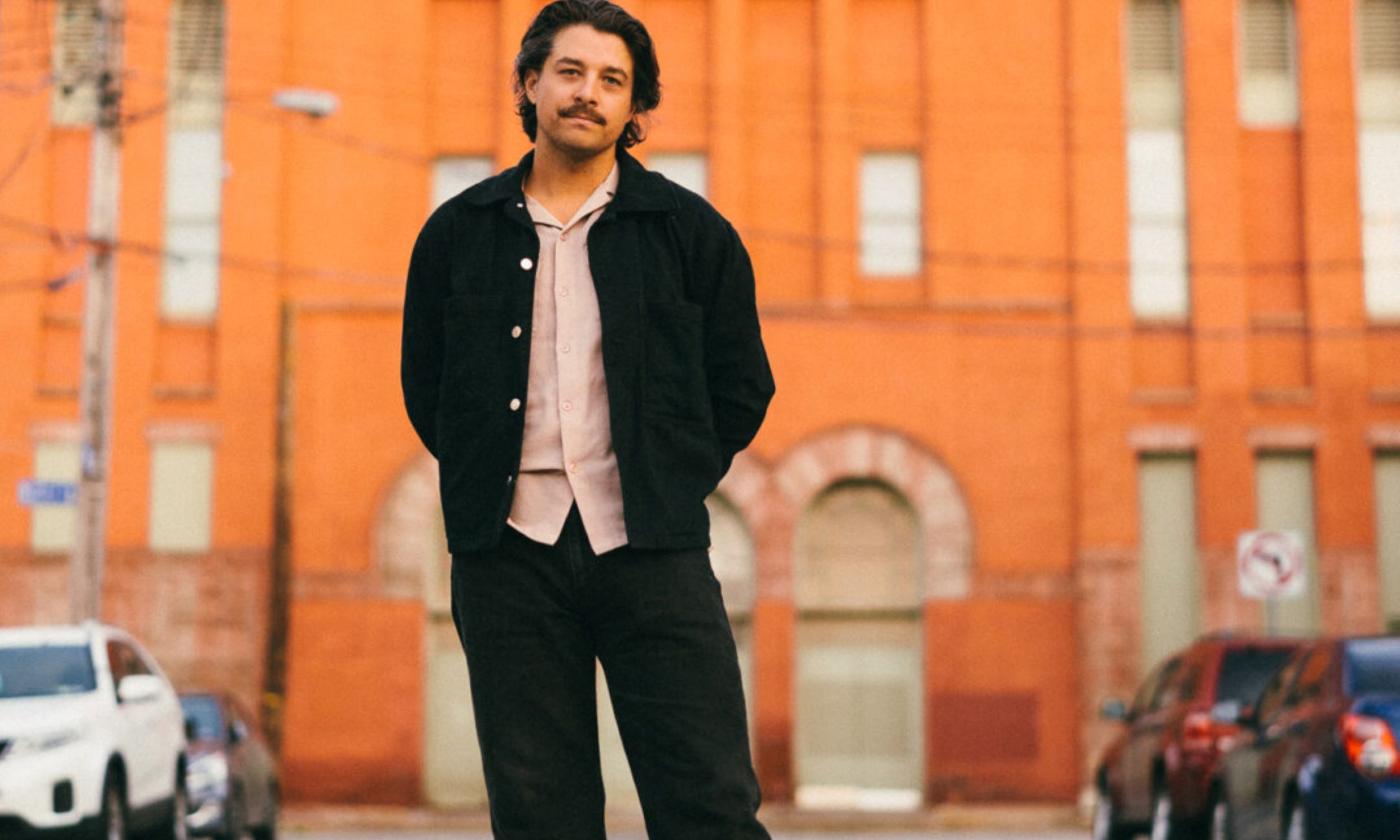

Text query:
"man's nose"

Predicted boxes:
[[575, 73, 602, 103]]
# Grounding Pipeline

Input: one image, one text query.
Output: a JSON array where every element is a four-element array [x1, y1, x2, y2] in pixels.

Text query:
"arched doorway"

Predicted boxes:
[[794, 479, 923, 809]]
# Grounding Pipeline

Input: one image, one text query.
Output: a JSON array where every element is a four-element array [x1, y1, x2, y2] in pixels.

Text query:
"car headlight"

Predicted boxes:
[[9, 725, 87, 756], [187, 753, 229, 794]]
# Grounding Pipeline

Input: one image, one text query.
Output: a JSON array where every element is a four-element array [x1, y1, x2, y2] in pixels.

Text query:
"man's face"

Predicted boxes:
[[524, 24, 636, 161]]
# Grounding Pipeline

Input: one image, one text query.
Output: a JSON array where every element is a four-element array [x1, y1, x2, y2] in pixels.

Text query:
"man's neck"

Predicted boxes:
[[523, 143, 616, 223]]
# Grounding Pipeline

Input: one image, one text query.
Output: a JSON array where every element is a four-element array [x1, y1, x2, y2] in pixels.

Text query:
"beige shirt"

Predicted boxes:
[[506, 163, 628, 554]]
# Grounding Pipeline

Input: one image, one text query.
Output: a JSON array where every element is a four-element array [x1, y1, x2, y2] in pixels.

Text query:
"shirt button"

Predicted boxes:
[[509, 398, 521, 411], [511, 325, 523, 338], [568, 462, 578, 474], [562, 400, 573, 412], [560, 342, 571, 353], [519, 257, 534, 270], [559, 287, 570, 297], [561, 231, 569, 242]]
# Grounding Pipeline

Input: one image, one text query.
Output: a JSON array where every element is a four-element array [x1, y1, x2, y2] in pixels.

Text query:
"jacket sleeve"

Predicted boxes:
[[400, 207, 451, 459], [702, 218, 776, 476]]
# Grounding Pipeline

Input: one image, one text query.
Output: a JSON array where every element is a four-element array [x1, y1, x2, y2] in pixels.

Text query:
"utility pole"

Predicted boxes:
[[72, 0, 124, 622]]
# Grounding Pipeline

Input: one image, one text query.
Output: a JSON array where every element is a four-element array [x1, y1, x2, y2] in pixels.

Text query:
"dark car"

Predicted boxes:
[[1093, 633, 1303, 840], [1209, 636, 1400, 840], [179, 691, 279, 840]]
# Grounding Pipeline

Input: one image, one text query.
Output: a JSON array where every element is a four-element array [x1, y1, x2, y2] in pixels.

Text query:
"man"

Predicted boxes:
[[399, 0, 775, 836]]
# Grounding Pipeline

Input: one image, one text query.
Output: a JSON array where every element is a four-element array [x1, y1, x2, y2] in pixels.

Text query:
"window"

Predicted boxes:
[[795, 480, 922, 807], [1255, 452, 1319, 634], [1139, 455, 1199, 665], [649, 152, 709, 199], [161, 0, 225, 322], [51, 0, 99, 125], [1377, 453, 1400, 631], [1254, 653, 1302, 723], [1127, 0, 1189, 319], [1285, 646, 1334, 705], [31, 440, 80, 553], [1357, 0, 1400, 316], [1239, 0, 1299, 126], [859, 153, 921, 277], [149, 442, 213, 551], [431, 156, 494, 212]]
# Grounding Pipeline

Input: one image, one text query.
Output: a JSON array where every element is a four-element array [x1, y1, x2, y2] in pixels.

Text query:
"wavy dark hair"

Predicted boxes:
[[513, 0, 661, 149]]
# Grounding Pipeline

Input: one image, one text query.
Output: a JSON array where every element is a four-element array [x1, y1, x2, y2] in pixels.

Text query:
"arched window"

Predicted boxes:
[[795, 479, 923, 809]]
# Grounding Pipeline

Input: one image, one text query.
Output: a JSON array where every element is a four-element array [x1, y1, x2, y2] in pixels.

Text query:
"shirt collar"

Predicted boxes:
[[461, 148, 676, 214], [523, 160, 620, 230]]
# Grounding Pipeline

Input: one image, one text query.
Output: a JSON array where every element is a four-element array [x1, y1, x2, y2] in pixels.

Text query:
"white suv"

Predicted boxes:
[[0, 622, 188, 839]]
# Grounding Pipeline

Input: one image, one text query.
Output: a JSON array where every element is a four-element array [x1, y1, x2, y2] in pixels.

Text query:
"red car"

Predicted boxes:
[[1092, 633, 1302, 840]]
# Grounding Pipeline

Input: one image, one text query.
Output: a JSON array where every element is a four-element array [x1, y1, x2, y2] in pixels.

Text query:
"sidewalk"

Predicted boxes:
[[281, 802, 1086, 834]]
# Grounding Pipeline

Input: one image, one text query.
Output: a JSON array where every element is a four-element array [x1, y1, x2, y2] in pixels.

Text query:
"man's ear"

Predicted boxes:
[[524, 69, 540, 104]]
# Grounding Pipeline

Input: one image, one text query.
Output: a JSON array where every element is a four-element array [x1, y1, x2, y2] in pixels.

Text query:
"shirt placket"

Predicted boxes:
[[557, 218, 581, 482]]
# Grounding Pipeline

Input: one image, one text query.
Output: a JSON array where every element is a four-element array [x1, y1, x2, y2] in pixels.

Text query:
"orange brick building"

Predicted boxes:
[[3, 0, 1399, 809]]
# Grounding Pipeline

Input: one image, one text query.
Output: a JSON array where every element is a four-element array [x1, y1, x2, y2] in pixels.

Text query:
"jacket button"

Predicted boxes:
[[519, 257, 534, 270], [511, 325, 522, 338], [509, 398, 521, 411], [506, 475, 515, 485]]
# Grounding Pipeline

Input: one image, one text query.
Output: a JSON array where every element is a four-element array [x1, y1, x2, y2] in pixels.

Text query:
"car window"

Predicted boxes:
[[0, 645, 97, 698], [107, 641, 152, 685], [1256, 653, 1304, 724], [1345, 638, 1400, 696], [1286, 646, 1335, 705], [180, 695, 226, 740], [1150, 659, 1192, 712], [1128, 657, 1181, 717], [1217, 647, 1297, 705]]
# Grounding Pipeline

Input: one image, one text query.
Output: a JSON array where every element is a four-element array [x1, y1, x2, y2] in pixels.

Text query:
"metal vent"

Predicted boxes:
[[168, 0, 225, 127], [1129, 0, 1179, 76], [51, 0, 99, 124], [1242, 0, 1294, 74], [1361, 0, 1400, 73]]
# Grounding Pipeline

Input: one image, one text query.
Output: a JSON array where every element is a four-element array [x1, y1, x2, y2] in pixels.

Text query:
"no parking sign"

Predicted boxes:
[[1236, 530, 1306, 600]]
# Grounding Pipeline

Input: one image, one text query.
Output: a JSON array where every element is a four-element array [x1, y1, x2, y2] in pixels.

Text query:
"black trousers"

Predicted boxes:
[[450, 504, 771, 840]]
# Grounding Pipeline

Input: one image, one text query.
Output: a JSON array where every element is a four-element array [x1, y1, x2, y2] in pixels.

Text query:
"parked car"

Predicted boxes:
[[1093, 633, 1303, 840], [1209, 635, 1400, 840], [0, 621, 188, 839], [179, 691, 279, 840]]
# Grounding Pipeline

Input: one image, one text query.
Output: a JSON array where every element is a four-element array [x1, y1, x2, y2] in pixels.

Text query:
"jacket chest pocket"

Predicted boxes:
[[441, 293, 507, 407], [643, 299, 710, 424]]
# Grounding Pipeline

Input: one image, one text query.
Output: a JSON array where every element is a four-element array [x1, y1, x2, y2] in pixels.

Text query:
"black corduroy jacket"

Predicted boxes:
[[400, 149, 775, 553]]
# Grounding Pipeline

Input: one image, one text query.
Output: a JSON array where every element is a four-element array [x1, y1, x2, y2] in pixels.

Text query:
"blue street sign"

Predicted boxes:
[[18, 480, 78, 506]]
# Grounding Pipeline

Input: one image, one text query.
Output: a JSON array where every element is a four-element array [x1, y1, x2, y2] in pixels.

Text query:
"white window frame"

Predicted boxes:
[[858, 152, 922, 278]]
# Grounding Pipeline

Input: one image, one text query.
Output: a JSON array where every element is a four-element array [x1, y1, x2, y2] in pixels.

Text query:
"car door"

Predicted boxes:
[[1255, 646, 1334, 835], [108, 641, 168, 809], [1120, 656, 1183, 820], [230, 698, 277, 824], [1227, 650, 1305, 840]]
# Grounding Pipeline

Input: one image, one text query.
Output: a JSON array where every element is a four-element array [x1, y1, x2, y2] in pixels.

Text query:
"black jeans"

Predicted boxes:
[[450, 505, 771, 840]]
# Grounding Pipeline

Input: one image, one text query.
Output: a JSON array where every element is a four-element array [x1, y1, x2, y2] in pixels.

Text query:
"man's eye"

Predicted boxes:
[[604, 77, 622, 86]]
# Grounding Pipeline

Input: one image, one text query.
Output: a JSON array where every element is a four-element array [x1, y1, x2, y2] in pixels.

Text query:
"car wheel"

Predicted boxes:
[[250, 819, 277, 840], [1092, 785, 1132, 840], [1210, 794, 1232, 840], [96, 771, 127, 840], [1284, 799, 1308, 840], [249, 787, 277, 840], [1150, 785, 1190, 840], [221, 787, 245, 840], [155, 775, 190, 840]]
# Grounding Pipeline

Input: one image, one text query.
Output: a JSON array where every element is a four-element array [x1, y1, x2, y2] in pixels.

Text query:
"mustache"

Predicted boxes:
[[559, 104, 606, 125]]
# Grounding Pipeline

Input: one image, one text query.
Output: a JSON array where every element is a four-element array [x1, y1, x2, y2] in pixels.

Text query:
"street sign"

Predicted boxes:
[[1237, 530, 1305, 600], [18, 480, 78, 507]]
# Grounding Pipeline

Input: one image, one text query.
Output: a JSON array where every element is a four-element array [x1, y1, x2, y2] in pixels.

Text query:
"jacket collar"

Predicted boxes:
[[461, 147, 676, 213]]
